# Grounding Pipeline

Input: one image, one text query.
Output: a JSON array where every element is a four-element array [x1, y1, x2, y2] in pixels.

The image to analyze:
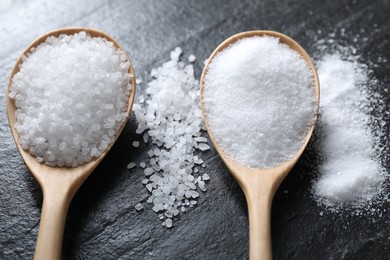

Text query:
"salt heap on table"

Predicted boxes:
[[313, 50, 386, 210], [132, 47, 210, 226]]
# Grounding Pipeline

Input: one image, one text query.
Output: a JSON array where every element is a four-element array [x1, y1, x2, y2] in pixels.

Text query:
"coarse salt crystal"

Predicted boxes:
[[127, 162, 136, 170], [188, 54, 196, 63], [165, 218, 173, 228], [9, 31, 131, 167], [198, 143, 210, 151], [134, 203, 144, 211], [202, 173, 210, 181], [132, 47, 209, 227], [194, 137, 207, 143], [144, 168, 154, 176]]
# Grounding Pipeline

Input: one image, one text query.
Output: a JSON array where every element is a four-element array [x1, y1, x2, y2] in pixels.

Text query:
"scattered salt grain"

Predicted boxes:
[[134, 203, 144, 211], [199, 181, 207, 192], [165, 218, 173, 228], [143, 133, 149, 143], [202, 173, 210, 181], [188, 54, 196, 63], [138, 95, 145, 103], [140, 162, 146, 169], [136, 78, 143, 84], [9, 31, 132, 167], [198, 143, 210, 151], [133, 48, 209, 226], [313, 50, 386, 209], [203, 36, 316, 168], [127, 162, 136, 170], [194, 137, 208, 143], [147, 150, 154, 157], [146, 184, 153, 193], [132, 141, 140, 147], [153, 148, 161, 156], [144, 168, 154, 176]]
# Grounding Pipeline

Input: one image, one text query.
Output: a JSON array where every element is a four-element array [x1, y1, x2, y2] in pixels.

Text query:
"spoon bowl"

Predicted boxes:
[[200, 30, 319, 260], [6, 27, 136, 260]]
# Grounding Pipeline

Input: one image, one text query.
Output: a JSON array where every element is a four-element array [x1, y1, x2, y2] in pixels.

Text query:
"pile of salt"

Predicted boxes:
[[203, 36, 317, 168], [313, 50, 386, 210], [132, 48, 210, 225], [9, 31, 132, 167]]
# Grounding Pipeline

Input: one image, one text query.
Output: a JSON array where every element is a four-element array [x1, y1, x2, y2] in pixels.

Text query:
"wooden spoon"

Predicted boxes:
[[6, 27, 136, 260], [200, 31, 320, 260]]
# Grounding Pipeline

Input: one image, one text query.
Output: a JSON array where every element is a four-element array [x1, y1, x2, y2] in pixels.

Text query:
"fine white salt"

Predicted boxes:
[[313, 50, 386, 209], [9, 32, 132, 167], [132, 47, 209, 226], [203, 36, 317, 168]]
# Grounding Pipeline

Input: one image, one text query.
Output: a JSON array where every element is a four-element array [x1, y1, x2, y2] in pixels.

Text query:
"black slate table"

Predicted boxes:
[[1, 0, 390, 259]]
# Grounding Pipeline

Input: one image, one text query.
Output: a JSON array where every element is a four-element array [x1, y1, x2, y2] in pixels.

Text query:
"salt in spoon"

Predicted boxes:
[[6, 27, 136, 260], [200, 30, 320, 260]]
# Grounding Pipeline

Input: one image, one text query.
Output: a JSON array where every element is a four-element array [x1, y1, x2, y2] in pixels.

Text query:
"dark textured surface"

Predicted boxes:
[[1, 0, 390, 259]]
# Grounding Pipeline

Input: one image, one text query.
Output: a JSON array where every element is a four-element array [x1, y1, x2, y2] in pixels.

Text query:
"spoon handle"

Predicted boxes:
[[246, 190, 273, 260], [34, 184, 73, 260], [239, 172, 280, 260], [245, 184, 273, 260]]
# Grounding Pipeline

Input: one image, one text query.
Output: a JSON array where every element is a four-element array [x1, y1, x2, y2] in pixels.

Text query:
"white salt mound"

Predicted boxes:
[[204, 36, 316, 168], [313, 52, 385, 208], [9, 32, 132, 167], [133, 47, 209, 226]]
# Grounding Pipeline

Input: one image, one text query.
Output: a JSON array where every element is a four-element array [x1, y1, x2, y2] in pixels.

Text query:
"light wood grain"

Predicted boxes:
[[6, 27, 136, 260], [200, 30, 320, 260]]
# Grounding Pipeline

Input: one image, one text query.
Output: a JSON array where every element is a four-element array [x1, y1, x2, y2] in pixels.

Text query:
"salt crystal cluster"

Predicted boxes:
[[203, 36, 316, 169], [9, 32, 132, 167], [132, 47, 210, 226]]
